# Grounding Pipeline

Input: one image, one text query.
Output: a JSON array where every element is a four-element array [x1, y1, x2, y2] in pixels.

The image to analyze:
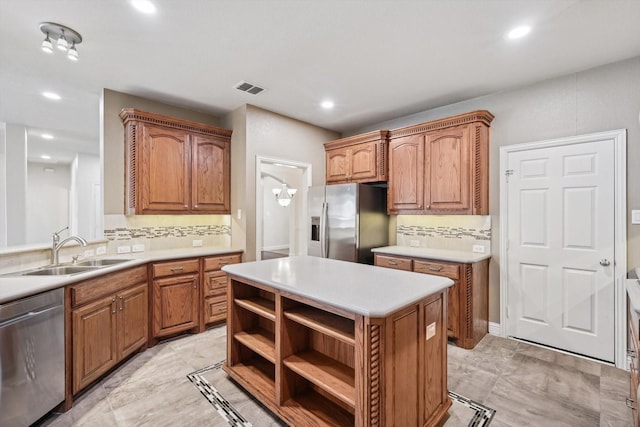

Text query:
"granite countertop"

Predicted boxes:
[[0, 246, 243, 304], [372, 246, 491, 263], [223, 255, 453, 317]]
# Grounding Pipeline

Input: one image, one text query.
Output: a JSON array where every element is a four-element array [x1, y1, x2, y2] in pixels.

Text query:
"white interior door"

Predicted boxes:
[[506, 139, 615, 362]]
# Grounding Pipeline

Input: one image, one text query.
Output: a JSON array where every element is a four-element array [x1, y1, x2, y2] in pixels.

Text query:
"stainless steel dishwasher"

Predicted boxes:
[[0, 288, 65, 426]]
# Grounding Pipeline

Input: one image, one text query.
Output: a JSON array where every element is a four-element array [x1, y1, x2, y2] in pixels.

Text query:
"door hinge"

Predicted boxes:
[[505, 169, 514, 182]]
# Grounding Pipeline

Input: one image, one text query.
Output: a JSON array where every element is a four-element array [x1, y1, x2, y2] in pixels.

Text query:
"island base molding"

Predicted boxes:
[[224, 274, 451, 426]]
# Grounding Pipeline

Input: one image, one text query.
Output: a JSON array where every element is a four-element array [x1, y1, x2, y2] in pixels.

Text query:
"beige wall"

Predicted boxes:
[[345, 56, 640, 323], [224, 105, 340, 261], [102, 89, 222, 214]]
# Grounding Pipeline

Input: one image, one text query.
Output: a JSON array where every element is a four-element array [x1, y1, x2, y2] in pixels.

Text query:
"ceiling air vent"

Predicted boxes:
[[234, 81, 265, 95]]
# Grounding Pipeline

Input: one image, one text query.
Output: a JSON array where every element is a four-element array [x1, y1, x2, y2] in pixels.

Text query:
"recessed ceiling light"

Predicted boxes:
[[321, 100, 335, 110], [41, 154, 51, 160], [41, 133, 54, 140], [507, 25, 531, 40], [42, 91, 61, 100], [131, 0, 157, 14]]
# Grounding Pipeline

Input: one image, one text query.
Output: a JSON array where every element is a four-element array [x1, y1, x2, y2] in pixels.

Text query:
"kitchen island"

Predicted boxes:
[[222, 256, 453, 426]]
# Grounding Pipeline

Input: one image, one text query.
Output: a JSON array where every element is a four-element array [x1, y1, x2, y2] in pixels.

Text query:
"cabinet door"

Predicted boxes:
[[141, 124, 191, 213], [117, 282, 148, 360], [424, 126, 470, 212], [446, 281, 460, 339], [72, 295, 117, 394], [349, 142, 378, 182], [152, 274, 199, 337], [326, 147, 350, 183], [191, 135, 230, 213], [388, 135, 424, 212]]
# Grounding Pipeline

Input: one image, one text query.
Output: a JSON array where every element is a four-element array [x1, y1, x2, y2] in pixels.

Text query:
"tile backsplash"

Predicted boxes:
[[103, 214, 231, 251], [395, 215, 491, 252]]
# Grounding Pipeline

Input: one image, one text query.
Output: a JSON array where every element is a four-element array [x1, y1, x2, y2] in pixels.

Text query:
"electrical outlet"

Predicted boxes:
[[132, 244, 145, 253], [633, 210, 640, 224], [83, 249, 95, 257], [237, 209, 242, 220], [192, 239, 203, 247], [117, 245, 131, 254], [472, 245, 486, 254], [409, 240, 420, 247], [96, 246, 107, 255]]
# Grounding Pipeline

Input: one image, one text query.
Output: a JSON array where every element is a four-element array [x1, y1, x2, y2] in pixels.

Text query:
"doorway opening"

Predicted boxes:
[[255, 156, 312, 261]]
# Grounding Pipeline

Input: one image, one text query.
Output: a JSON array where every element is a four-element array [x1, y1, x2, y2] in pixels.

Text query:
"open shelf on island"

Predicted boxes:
[[223, 356, 275, 401], [235, 297, 276, 321], [283, 389, 355, 426], [234, 328, 276, 363], [283, 350, 355, 409], [284, 306, 355, 346]]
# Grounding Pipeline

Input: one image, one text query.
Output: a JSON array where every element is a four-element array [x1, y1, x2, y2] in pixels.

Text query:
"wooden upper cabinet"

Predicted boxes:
[[120, 109, 232, 214], [388, 134, 425, 211], [191, 135, 230, 213], [324, 130, 388, 184], [388, 110, 493, 215]]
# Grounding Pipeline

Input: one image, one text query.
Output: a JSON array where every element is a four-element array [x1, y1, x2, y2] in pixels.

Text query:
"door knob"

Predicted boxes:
[[600, 259, 611, 266]]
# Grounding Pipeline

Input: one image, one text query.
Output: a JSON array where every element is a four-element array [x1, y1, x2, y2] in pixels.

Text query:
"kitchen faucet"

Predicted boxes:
[[51, 226, 88, 265]]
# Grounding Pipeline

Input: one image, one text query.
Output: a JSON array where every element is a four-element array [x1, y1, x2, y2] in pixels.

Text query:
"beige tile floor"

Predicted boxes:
[[38, 326, 631, 427]]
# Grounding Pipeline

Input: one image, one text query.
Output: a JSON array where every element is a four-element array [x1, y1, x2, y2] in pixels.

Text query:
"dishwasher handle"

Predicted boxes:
[[0, 304, 62, 328]]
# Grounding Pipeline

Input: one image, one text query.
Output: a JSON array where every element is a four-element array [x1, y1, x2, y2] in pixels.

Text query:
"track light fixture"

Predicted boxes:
[[39, 22, 82, 61]]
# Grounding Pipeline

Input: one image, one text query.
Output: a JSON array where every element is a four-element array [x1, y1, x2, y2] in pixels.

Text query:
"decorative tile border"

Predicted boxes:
[[104, 224, 231, 240], [397, 225, 491, 241], [188, 361, 495, 427]]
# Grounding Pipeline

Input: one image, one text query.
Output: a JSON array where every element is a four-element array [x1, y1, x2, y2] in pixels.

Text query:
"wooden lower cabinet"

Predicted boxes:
[[201, 252, 242, 328], [224, 275, 450, 426], [375, 253, 489, 349], [628, 296, 640, 426], [68, 266, 148, 396], [152, 268, 199, 338]]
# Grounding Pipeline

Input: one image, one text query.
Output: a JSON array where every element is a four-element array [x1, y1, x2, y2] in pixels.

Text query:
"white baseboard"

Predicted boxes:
[[488, 322, 501, 336]]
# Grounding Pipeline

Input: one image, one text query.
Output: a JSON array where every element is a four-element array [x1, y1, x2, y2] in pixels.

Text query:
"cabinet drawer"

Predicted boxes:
[[203, 253, 242, 271], [205, 295, 227, 324], [374, 255, 412, 271], [152, 258, 200, 278], [413, 260, 459, 279], [204, 271, 228, 297], [70, 266, 147, 307]]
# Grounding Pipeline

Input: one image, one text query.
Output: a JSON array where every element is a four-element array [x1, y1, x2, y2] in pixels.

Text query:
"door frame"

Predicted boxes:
[[499, 129, 627, 368], [255, 156, 312, 262]]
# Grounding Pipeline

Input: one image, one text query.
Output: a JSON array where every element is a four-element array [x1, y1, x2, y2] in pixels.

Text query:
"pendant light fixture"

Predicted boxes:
[[272, 183, 297, 207], [39, 22, 82, 61]]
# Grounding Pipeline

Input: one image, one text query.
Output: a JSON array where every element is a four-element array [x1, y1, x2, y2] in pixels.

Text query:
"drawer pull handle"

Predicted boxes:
[[387, 261, 397, 265], [170, 267, 184, 272], [111, 297, 117, 314], [627, 397, 636, 410], [429, 266, 443, 272], [119, 295, 124, 311], [218, 307, 227, 312], [218, 261, 229, 265], [628, 348, 637, 358]]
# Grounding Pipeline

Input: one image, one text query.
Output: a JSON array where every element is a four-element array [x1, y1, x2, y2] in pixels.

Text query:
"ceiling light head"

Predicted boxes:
[[41, 154, 51, 160], [41, 133, 54, 140], [321, 100, 335, 110], [42, 91, 61, 100], [131, 0, 157, 14], [56, 30, 68, 51], [41, 33, 53, 53], [507, 25, 531, 40], [67, 42, 79, 61]]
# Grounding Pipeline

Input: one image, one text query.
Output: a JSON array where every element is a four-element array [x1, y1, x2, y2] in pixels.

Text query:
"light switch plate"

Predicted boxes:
[[96, 246, 107, 255], [472, 245, 486, 253], [632, 210, 640, 224], [132, 244, 145, 253], [117, 245, 131, 254], [192, 239, 203, 247]]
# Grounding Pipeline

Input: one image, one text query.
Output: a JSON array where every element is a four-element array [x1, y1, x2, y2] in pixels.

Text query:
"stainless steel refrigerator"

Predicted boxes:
[[308, 183, 389, 264]]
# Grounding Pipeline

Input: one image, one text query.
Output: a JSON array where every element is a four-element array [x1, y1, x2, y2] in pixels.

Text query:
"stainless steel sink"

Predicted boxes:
[[22, 266, 100, 276], [75, 259, 132, 267]]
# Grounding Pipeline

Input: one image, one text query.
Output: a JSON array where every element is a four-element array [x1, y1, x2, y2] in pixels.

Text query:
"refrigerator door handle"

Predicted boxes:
[[320, 202, 328, 258], [323, 202, 329, 258]]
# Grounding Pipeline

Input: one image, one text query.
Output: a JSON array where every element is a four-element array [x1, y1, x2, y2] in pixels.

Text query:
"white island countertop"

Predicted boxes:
[[372, 246, 491, 263], [0, 246, 243, 304], [222, 255, 453, 318]]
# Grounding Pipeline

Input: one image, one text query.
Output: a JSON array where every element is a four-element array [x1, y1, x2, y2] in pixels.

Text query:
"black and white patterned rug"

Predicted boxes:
[[187, 362, 495, 427]]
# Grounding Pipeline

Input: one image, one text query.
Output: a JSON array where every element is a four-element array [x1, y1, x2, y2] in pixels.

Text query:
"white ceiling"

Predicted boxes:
[[1, 0, 640, 163]]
